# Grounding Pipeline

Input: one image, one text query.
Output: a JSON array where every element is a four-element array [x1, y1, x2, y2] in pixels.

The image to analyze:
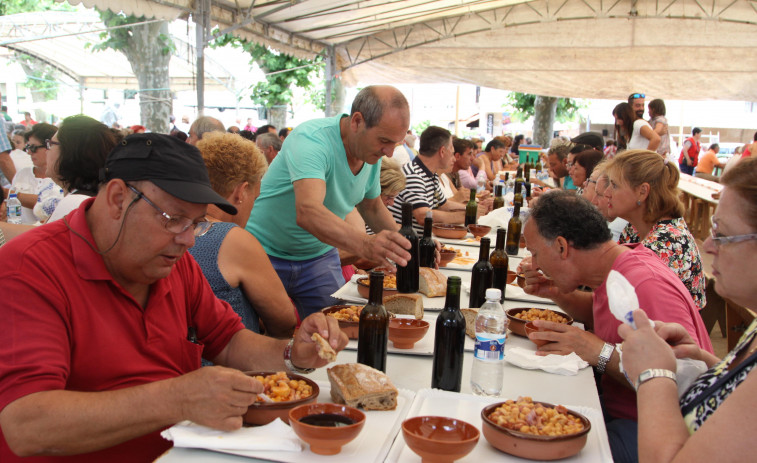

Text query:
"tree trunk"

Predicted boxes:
[[328, 78, 346, 116], [17, 58, 54, 123], [121, 21, 172, 133], [269, 105, 287, 131], [532, 96, 557, 149]]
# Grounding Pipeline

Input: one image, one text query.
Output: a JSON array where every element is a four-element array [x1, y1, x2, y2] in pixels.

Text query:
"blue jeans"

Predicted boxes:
[[268, 248, 346, 319], [679, 162, 695, 175]]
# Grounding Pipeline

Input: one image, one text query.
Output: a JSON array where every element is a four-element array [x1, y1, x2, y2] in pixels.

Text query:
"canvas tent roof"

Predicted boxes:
[[46, 0, 757, 101]]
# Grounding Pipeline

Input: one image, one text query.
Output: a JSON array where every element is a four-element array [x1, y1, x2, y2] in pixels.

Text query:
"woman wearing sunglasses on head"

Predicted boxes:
[[618, 156, 757, 463], [7, 123, 58, 224]]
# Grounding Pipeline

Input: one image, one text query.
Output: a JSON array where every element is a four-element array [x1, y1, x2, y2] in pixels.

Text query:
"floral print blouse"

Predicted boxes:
[[618, 217, 706, 309]]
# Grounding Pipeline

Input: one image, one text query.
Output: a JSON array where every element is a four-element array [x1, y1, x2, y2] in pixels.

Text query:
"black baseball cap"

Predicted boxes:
[[100, 133, 237, 215], [570, 132, 605, 152]]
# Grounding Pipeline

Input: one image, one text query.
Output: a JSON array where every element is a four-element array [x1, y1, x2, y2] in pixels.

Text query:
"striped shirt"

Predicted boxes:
[[387, 156, 446, 234]]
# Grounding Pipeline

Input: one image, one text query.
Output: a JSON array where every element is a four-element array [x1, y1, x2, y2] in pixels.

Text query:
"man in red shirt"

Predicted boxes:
[[678, 127, 702, 175], [0, 134, 347, 462]]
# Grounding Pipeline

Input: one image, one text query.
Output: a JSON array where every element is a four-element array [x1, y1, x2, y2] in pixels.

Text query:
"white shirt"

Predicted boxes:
[[628, 119, 654, 150], [11, 167, 57, 224]]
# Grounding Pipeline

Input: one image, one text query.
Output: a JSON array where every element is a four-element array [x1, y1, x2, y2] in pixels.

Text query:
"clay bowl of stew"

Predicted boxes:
[[481, 401, 591, 460], [322, 305, 362, 339], [289, 403, 366, 455], [402, 415, 480, 463], [355, 275, 398, 299], [432, 223, 467, 240], [505, 308, 573, 338], [243, 371, 319, 425]]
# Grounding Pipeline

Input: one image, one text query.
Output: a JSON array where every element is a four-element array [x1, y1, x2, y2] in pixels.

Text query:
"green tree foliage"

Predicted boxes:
[[211, 34, 322, 109], [0, 0, 72, 16], [506, 93, 581, 123], [89, 10, 175, 57], [413, 120, 431, 135]]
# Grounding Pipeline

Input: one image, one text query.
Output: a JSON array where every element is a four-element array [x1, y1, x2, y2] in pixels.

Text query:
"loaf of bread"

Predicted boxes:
[[327, 363, 398, 410], [461, 308, 478, 339], [418, 267, 447, 297], [384, 293, 423, 319]]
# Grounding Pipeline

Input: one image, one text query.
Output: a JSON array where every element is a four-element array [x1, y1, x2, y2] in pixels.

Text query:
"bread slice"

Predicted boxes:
[[312, 332, 337, 362], [327, 363, 398, 410], [384, 293, 423, 319], [418, 267, 447, 297], [461, 308, 478, 339]]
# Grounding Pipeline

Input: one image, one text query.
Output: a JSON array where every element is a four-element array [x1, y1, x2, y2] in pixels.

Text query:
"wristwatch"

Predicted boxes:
[[595, 342, 614, 375], [635, 368, 677, 391], [283, 338, 315, 374]]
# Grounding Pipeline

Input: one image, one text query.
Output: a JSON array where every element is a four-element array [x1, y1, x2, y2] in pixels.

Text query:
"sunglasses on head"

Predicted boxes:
[[631, 93, 645, 99]]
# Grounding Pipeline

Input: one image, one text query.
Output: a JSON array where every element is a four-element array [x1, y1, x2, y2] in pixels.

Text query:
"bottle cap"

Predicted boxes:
[[485, 288, 501, 300]]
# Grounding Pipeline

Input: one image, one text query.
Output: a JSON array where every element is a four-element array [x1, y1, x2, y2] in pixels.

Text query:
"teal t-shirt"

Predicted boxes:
[[563, 175, 577, 190], [246, 115, 381, 260]]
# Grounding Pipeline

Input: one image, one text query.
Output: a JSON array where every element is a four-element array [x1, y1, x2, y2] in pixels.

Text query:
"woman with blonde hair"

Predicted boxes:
[[190, 131, 297, 338], [604, 149, 706, 309]]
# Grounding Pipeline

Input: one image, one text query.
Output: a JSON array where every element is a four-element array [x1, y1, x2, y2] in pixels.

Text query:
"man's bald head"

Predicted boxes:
[[188, 116, 225, 145]]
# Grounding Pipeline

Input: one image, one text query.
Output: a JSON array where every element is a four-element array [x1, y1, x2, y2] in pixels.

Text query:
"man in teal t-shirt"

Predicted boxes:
[[246, 86, 412, 317]]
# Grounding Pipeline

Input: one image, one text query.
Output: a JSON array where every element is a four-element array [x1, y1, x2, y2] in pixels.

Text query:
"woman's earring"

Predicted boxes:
[[636, 200, 642, 206]]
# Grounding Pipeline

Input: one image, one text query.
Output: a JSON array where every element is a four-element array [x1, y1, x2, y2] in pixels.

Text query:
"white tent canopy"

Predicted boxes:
[[60, 0, 757, 101]]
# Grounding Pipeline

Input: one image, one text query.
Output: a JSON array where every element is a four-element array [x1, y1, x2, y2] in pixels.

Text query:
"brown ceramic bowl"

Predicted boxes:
[[519, 234, 527, 248], [243, 372, 319, 425], [506, 270, 517, 285], [516, 273, 526, 288], [388, 318, 429, 349], [432, 223, 467, 240], [402, 416, 480, 463], [506, 308, 574, 338], [355, 276, 398, 299], [289, 403, 366, 455], [467, 224, 492, 238], [481, 401, 591, 460], [524, 321, 555, 347], [322, 305, 361, 339], [439, 249, 457, 267]]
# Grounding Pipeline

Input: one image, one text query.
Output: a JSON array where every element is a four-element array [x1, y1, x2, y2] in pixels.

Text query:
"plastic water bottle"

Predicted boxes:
[[476, 170, 487, 195], [6, 189, 22, 224], [470, 288, 508, 396]]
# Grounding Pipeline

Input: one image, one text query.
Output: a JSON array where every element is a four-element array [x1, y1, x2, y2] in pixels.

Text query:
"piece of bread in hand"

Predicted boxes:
[[460, 308, 478, 339], [327, 363, 398, 410], [312, 332, 337, 362], [418, 267, 447, 297], [384, 293, 423, 319]]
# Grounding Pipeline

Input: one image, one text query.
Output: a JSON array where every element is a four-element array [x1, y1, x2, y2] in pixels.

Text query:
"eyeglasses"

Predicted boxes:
[[631, 93, 645, 99], [709, 216, 757, 248], [127, 184, 212, 237], [566, 162, 574, 168], [45, 139, 61, 150], [25, 143, 46, 153]]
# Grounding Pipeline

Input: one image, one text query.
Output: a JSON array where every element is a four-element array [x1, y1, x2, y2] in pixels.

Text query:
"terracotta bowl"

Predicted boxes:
[[355, 276, 398, 299], [516, 273, 526, 288], [467, 224, 492, 238], [243, 372, 319, 425], [524, 321, 555, 347], [402, 416, 480, 463], [388, 318, 429, 349], [519, 234, 527, 248], [481, 402, 591, 460], [432, 223, 467, 240], [506, 270, 517, 285], [289, 403, 366, 455], [439, 249, 457, 267], [322, 305, 361, 339], [505, 308, 574, 338]]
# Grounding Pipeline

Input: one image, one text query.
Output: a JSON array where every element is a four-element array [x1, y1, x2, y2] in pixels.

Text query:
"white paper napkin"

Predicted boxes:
[[161, 417, 302, 452], [506, 346, 589, 375]]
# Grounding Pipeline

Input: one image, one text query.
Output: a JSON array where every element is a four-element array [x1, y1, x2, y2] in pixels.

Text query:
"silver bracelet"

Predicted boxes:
[[0, 227, 5, 248], [283, 338, 314, 374]]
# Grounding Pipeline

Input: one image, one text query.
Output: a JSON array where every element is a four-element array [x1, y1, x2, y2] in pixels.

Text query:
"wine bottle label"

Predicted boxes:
[[473, 334, 506, 361]]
